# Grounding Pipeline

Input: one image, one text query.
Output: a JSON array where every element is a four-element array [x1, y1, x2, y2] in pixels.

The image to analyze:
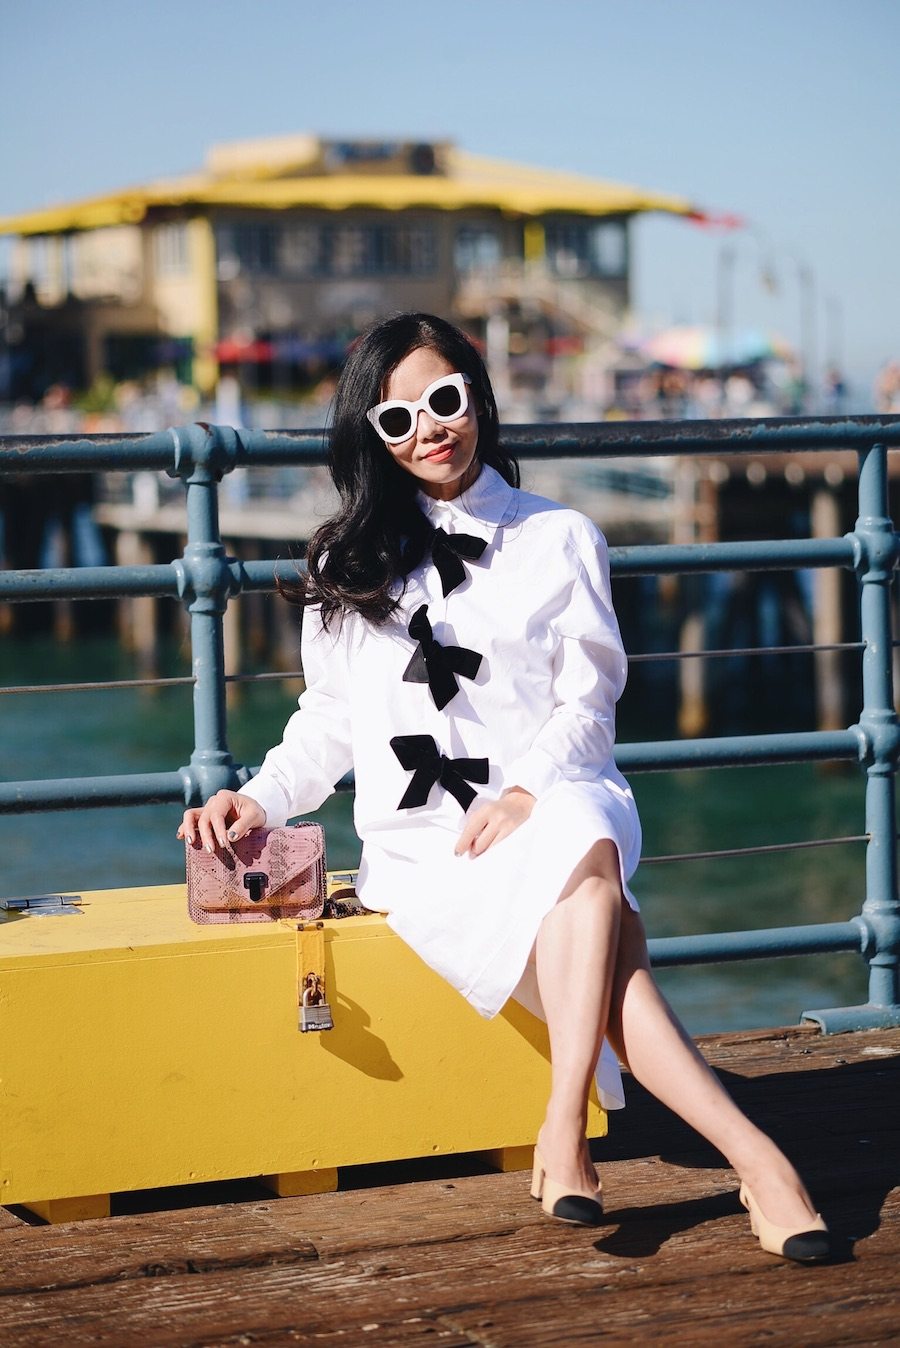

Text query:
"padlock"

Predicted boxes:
[[300, 1001, 334, 1033]]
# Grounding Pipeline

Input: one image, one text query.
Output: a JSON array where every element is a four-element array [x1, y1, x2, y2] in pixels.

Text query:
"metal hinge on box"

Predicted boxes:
[[1, 894, 83, 917], [291, 920, 334, 1033]]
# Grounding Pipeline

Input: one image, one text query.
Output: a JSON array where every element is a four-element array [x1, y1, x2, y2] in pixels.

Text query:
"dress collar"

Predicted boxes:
[[416, 464, 518, 546]]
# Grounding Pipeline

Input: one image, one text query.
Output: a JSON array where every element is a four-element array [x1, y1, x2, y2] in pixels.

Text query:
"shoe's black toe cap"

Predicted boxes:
[[551, 1195, 605, 1226], [782, 1230, 832, 1263]]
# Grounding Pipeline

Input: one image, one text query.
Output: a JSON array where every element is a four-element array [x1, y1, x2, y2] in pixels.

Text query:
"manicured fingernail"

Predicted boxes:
[[187, 833, 194, 845], [205, 843, 214, 854], [217, 835, 227, 848], [227, 829, 237, 841]]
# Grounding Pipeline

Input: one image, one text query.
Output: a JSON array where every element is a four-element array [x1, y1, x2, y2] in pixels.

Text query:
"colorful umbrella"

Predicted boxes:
[[639, 327, 792, 371]]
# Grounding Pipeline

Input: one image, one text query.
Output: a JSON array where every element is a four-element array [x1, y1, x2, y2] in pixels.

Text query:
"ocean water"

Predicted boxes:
[[0, 636, 870, 1034]]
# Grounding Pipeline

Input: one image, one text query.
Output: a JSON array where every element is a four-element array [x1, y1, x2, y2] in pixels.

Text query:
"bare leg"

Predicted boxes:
[[534, 840, 623, 1193], [604, 904, 819, 1227], [534, 842, 819, 1227]]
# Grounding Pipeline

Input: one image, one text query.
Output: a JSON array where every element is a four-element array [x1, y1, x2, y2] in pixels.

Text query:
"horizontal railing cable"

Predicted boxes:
[[641, 833, 869, 865], [629, 640, 866, 664], [0, 671, 305, 696], [0, 677, 196, 696], [0, 639, 872, 697]]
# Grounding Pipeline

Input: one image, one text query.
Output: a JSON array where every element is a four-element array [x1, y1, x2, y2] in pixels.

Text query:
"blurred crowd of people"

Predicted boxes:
[[1, 357, 896, 436], [0, 369, 335, 436], [874, 360, 900, 414], [605, 360, 851, 421], [0, 372, 199, 436]]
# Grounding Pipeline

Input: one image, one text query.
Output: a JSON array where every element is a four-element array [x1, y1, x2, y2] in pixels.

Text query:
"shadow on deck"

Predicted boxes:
[[1, 1025, 897, 1346]]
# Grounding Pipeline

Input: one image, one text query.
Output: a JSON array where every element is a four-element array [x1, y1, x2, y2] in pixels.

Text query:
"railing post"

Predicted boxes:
[[170, 423, 249, 806], [803, 442, 900, 1030]]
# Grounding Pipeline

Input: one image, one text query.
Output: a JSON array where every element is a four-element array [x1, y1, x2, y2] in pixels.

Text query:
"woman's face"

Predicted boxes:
[[378, 346, 480, 501]]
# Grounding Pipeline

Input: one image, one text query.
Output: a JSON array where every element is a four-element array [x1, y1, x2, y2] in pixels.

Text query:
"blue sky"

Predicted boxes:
[[3, 0, 897, 399]]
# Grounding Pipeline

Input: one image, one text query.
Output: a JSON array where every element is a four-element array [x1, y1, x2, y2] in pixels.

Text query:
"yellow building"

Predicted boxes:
[[0, 134, 694, 399]]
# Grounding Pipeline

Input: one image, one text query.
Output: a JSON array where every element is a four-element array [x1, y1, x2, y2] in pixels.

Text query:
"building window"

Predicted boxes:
[[545, 219, 627, 279], [393, 225, 437, 275], [324, 222, 437, 277], [280, 224, 323, 277], [589, 222, 627, 277], [330, 225, 369, 277], [216, 220, 437, 280], [220, 224, 279, 275], [454, 227, 502, 273], [215, 225, 238, 280], [545, 221, 589, 278], [153, 222, 190, 276], [61, 235, 75, 294], [29, 236, 53, 292]]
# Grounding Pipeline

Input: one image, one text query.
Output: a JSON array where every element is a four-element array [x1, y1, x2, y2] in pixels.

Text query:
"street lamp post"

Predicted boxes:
[[797, 260, 817, 411]]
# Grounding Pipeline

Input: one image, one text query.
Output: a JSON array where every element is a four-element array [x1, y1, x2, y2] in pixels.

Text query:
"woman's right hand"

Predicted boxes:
[[177, 790, 267, 852]]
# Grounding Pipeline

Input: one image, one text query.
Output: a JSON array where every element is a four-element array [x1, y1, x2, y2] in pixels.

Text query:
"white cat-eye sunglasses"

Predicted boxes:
[[366, 372, 472, 444]]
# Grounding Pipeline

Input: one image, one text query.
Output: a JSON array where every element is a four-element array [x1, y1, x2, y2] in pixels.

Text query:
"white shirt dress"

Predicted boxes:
[[240, 464, 642, 1109]]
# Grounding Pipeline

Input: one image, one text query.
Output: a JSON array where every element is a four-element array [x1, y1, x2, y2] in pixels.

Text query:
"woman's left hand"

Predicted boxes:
[[455, 786, 536, 858]]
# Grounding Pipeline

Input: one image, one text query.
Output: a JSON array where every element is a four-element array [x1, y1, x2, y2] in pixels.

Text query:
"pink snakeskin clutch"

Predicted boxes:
[[185, 823, 326, 924]]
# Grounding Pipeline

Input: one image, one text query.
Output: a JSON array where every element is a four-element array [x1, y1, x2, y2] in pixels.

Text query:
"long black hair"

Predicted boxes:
[[283, 313, 519, 627]]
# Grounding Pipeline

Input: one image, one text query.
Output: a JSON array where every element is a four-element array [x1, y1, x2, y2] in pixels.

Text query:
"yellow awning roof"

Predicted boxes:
[[0, 145, 695, 237]]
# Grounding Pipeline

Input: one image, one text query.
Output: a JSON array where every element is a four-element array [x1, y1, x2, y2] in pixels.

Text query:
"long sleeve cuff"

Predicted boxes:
[[238, 775, 292, 830], [503, 746, 563, 800]]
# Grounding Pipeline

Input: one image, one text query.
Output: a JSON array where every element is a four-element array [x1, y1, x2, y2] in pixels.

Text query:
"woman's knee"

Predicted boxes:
[[537, 841, 628, 960], [558, 839, 623, 906], [557, 870, 623, 930]]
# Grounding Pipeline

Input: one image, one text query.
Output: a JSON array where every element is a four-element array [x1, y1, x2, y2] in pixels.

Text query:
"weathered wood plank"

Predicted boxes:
[[0, 1183, 895, 1346], [0, 1206, 317, 1297], [2, 1227, 896, 1348], [0, 1206, 29, 1231]]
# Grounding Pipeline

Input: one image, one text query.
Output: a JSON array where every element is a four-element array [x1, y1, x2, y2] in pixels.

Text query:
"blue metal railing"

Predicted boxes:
[[2, 415, 899, 1033]]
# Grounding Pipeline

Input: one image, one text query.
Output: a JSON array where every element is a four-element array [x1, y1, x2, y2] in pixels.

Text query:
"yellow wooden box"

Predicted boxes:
[[0, 884, 606, 1221]]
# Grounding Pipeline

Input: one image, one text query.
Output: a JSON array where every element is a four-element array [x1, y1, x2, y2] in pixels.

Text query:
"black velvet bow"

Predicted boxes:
[[429, 526, 487, 597], [390, 735, 489, 813], [402, 605, 483, 711]]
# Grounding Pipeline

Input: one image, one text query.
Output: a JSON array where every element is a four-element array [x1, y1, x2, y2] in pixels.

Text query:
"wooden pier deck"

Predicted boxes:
[[1, 1024, 897, 1347]]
